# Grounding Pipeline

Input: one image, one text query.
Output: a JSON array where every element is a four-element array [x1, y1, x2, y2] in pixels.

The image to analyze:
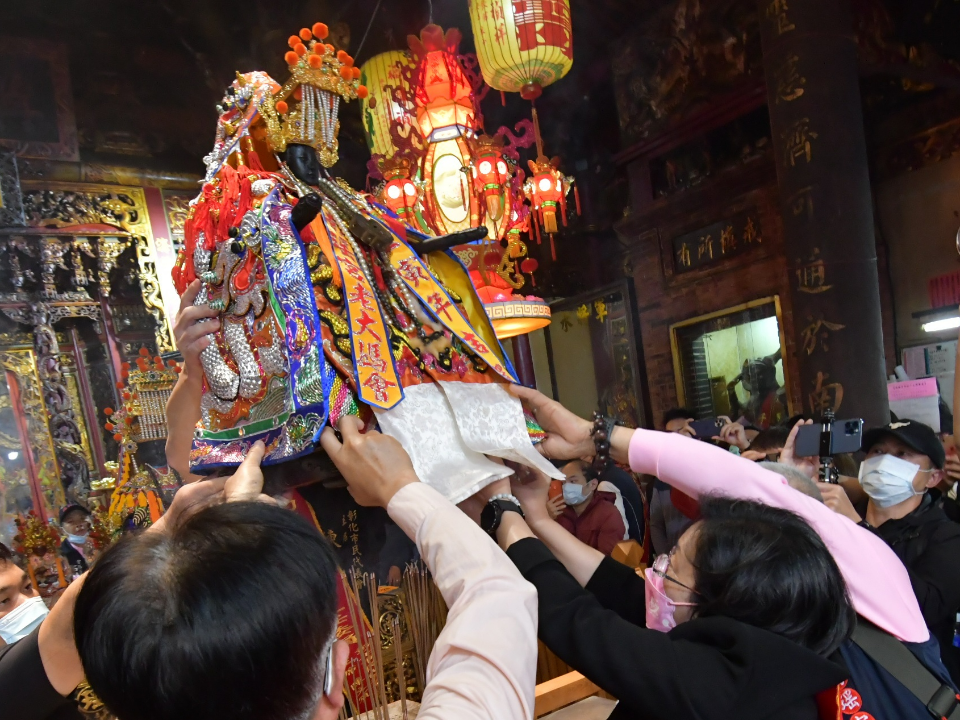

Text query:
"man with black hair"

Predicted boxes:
[[1, 428, 539, 720], [0, 543, 46, 647], [555, 460, 625, 555]]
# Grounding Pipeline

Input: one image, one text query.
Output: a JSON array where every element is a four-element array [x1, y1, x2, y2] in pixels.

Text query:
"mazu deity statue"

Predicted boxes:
[[171, 22, 562, 502]]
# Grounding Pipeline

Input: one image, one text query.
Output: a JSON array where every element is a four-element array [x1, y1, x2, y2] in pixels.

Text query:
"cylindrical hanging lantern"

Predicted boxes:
[[468, 0, 573, 100], [359, 50, 416, 158]]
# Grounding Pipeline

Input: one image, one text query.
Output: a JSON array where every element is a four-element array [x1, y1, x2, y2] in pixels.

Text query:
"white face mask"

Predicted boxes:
[[562, 482, 591, 506], [859, 454, 929, 508], [0, 595, 49, 644]]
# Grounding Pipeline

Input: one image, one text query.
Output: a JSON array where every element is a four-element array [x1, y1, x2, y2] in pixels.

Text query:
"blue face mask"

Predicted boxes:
[[562, 482, 591, 506]]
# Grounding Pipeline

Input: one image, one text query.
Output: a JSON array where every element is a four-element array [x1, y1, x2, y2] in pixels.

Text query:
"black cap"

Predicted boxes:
[[861, 419, 945, 469], [59, 503, 91, 524]]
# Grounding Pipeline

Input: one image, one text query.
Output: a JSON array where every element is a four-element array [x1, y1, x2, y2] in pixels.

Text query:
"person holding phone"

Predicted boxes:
[[816, 419, 960, 683], [553, 460, 626, 555]]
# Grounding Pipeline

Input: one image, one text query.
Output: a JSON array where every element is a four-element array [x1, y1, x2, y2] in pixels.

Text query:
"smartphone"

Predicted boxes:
[[794, 419, 864, 458], [548, 480, 563, 501], [688, 417, 725, 439]]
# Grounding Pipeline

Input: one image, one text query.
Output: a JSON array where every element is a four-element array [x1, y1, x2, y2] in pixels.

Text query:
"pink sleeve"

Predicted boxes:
[[388, 483, 538, 719], [627, 429, 929, 643]]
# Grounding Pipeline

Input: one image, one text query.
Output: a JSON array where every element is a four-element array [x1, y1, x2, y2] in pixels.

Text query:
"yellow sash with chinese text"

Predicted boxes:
[[322, 208, 403, 410], [388, 239, 517, 383]]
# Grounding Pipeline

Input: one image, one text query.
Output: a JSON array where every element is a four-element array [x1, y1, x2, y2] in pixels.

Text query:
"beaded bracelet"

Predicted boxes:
[[591, 412, 615, 472]]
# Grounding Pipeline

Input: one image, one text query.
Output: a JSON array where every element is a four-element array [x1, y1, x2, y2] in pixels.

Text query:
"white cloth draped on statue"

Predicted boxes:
[[375, 382, 564, 504]]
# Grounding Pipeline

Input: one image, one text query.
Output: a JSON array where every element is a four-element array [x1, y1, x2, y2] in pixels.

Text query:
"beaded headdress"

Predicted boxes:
[[260, 22, 369, 167]]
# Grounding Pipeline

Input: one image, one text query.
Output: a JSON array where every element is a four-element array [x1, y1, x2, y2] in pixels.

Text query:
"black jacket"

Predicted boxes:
[[0, 628, 83, 720], [58, 540, 87, 577], [508, 538, 847, 720], [873, 491, 960, 683]]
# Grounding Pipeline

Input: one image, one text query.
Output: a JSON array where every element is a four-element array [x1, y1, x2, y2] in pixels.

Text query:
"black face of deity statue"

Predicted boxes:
[[283, 143, 321, 186]]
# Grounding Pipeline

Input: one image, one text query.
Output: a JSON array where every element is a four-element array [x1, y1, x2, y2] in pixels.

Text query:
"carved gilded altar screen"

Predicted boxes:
[[0, 342, 63, 546]]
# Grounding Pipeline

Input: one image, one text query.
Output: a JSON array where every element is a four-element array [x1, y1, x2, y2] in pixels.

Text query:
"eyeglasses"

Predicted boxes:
[[652, 550, 700, 601]]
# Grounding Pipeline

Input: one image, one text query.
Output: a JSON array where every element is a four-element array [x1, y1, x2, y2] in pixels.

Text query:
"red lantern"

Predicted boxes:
[[410, 25, 477, 141], [524, 156, 577, 260], [472, 135, 512, 224], [377, 156, 421, 222]]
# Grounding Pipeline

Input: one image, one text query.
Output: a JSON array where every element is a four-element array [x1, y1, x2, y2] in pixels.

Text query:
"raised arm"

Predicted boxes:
[[321, 419, 538, 720], [166, 279, 218, 482], [511, 384, 929, 644]]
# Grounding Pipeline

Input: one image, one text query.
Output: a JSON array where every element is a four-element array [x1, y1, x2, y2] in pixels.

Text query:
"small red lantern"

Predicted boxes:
[[377, 156, 421, 222], [472, 137, 512, 223], [524, 156, 578, 260]]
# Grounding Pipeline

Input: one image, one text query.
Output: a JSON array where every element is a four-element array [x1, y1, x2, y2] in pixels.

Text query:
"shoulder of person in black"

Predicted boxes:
[[508, 537, 846, 720], [0, 628, 83, 720]]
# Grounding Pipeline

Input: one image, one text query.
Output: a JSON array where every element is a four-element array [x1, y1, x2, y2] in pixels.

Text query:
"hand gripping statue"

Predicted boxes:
[[172, 23, 562, 502]]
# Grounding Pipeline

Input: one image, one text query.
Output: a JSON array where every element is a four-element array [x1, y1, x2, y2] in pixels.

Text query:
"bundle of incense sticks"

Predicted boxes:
[[401, 562, 448, 695], [338, 569, 415, 720]]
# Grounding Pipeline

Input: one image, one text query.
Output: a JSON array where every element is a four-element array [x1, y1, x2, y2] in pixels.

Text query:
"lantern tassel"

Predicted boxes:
[[533, 216, 542, 245], [501, 90, 506, 107], [532, 107, 544, 159], [574, 184, 582, 216], [561, 195, 568, 227], [550, 235, 556, 261]]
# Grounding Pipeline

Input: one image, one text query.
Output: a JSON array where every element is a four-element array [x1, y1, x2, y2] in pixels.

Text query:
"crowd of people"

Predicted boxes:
[[3, 301, 960, 720]]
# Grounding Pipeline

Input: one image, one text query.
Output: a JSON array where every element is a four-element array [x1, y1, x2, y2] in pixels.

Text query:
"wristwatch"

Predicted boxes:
[[480, 494, 524, 537]]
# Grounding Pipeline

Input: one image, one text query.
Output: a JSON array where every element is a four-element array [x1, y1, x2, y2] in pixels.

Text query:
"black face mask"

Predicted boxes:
[[283, 143, 321, 186]]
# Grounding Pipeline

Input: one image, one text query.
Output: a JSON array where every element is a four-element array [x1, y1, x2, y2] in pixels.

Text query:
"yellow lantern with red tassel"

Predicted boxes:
[[468, 0, 573, 100]]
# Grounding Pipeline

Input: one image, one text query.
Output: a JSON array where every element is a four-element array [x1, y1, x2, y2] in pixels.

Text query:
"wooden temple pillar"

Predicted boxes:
[[758, 0, 890, 426]]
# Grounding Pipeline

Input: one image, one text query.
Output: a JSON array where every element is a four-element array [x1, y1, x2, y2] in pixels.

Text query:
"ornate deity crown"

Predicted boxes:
[[260, 22, 369, 167]]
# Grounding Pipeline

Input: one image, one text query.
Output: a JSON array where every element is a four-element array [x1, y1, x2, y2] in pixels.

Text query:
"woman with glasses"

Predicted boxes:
[[490, 388, 862, 720]]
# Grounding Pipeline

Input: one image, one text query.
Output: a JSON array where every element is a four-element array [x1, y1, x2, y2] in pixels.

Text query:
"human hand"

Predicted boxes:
[[320, 416, 419, 507], [816, 482, 862, 523], [459, 476, 512, 525], [546, 495, 566, 520], [223, 440, 275, 503], [173, 280, 220, 378], [943, 454, 960, 487], [510, 465, 553, 525], [509, 385, 593, 460], [715, 420, 750, 450], [742, 449, 768, 462], [149, 474, 227, 534], [780, 420, 818, 479]]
